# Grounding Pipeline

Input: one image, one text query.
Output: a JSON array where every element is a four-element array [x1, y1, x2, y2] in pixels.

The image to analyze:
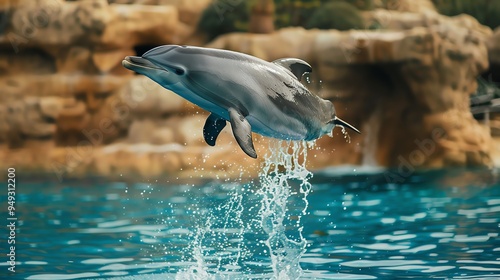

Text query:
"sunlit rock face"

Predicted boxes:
[[0, 0, 496, 181]]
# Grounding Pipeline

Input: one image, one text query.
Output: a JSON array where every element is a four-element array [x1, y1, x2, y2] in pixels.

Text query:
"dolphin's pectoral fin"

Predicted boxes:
[[272, 58, 312, 81], [228, 108, 257, 158], [203, 113, 227, 146]]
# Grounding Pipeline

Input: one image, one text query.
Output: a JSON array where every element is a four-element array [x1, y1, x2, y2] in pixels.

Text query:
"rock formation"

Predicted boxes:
[[0, 0, 497, 181]]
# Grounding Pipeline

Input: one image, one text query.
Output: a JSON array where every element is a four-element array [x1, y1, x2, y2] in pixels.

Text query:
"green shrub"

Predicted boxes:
[[273, 0, 372, 28], [197, 0, 371, 40], [432, 0, 500, 30], [486, 1, 500, 30], [345, 0, 374, 11], [306, 1, 365, 30], [197, 0, 250, 41], [275, 0, 320, 28]]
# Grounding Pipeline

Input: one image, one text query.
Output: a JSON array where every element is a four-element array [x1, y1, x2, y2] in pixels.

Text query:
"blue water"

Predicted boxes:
[[1, 167, 499, 279]]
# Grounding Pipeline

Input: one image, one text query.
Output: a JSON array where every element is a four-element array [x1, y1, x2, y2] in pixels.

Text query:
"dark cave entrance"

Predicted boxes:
[[133, 44, 158, 57]]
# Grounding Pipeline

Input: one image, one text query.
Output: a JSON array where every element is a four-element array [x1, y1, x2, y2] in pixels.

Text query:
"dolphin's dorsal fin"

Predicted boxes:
[[228, 108, 257, 158], [272, 58, 312, 81], [203, 113, 227, 146]]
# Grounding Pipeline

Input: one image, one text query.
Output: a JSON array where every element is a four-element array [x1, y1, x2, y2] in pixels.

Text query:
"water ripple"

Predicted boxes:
[[380, 265, 455, 273], [27, 273, 100, 280], [341, 259, 424, 268], [355, 243, 411, 251]]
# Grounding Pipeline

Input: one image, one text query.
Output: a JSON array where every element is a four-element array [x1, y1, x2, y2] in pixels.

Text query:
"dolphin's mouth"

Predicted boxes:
[[122, 56, 165, 71]]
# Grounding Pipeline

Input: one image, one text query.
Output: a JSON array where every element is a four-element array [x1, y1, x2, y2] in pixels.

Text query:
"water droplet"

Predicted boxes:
[[340, 126, 351, 143]]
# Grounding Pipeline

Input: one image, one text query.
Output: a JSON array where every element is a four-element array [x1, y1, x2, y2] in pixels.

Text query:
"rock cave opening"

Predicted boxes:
[[133, 44, 158, 57]]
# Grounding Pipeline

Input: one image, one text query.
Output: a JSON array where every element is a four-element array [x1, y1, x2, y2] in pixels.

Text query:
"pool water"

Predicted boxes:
[[1, 168, 499, 279]]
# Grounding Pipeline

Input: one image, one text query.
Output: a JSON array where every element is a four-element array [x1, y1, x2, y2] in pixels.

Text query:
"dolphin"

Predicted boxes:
[[122, 45, 359, 158]]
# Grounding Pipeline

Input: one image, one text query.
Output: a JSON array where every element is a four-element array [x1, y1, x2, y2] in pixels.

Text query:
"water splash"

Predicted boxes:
[[177, 140, 314, 279], [257, 140, 314, 279], [176, 184, 249, 279], [175, 224, 211, 280]]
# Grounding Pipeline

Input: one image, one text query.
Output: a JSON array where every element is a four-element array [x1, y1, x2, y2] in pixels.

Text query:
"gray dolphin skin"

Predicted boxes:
[[122, 45, 359, 158]]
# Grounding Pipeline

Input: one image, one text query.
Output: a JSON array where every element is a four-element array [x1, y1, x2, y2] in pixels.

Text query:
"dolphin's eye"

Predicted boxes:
[[175, 68, 185, 75]]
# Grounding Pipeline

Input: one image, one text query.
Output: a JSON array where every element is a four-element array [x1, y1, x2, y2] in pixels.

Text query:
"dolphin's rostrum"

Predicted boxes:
[[122, 45, 359, 158]]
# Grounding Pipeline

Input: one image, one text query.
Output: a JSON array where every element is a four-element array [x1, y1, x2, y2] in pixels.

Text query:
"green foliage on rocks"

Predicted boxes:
[[197, 0, 250, 41], [432, 0, 500, 30], [198, 0, 371, 40], [274, 0, 372, 28], [306, 1, 365, 30]]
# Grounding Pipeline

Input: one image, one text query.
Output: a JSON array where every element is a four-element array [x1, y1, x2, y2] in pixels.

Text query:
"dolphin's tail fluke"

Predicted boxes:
[[331, 117, 361, 134]]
